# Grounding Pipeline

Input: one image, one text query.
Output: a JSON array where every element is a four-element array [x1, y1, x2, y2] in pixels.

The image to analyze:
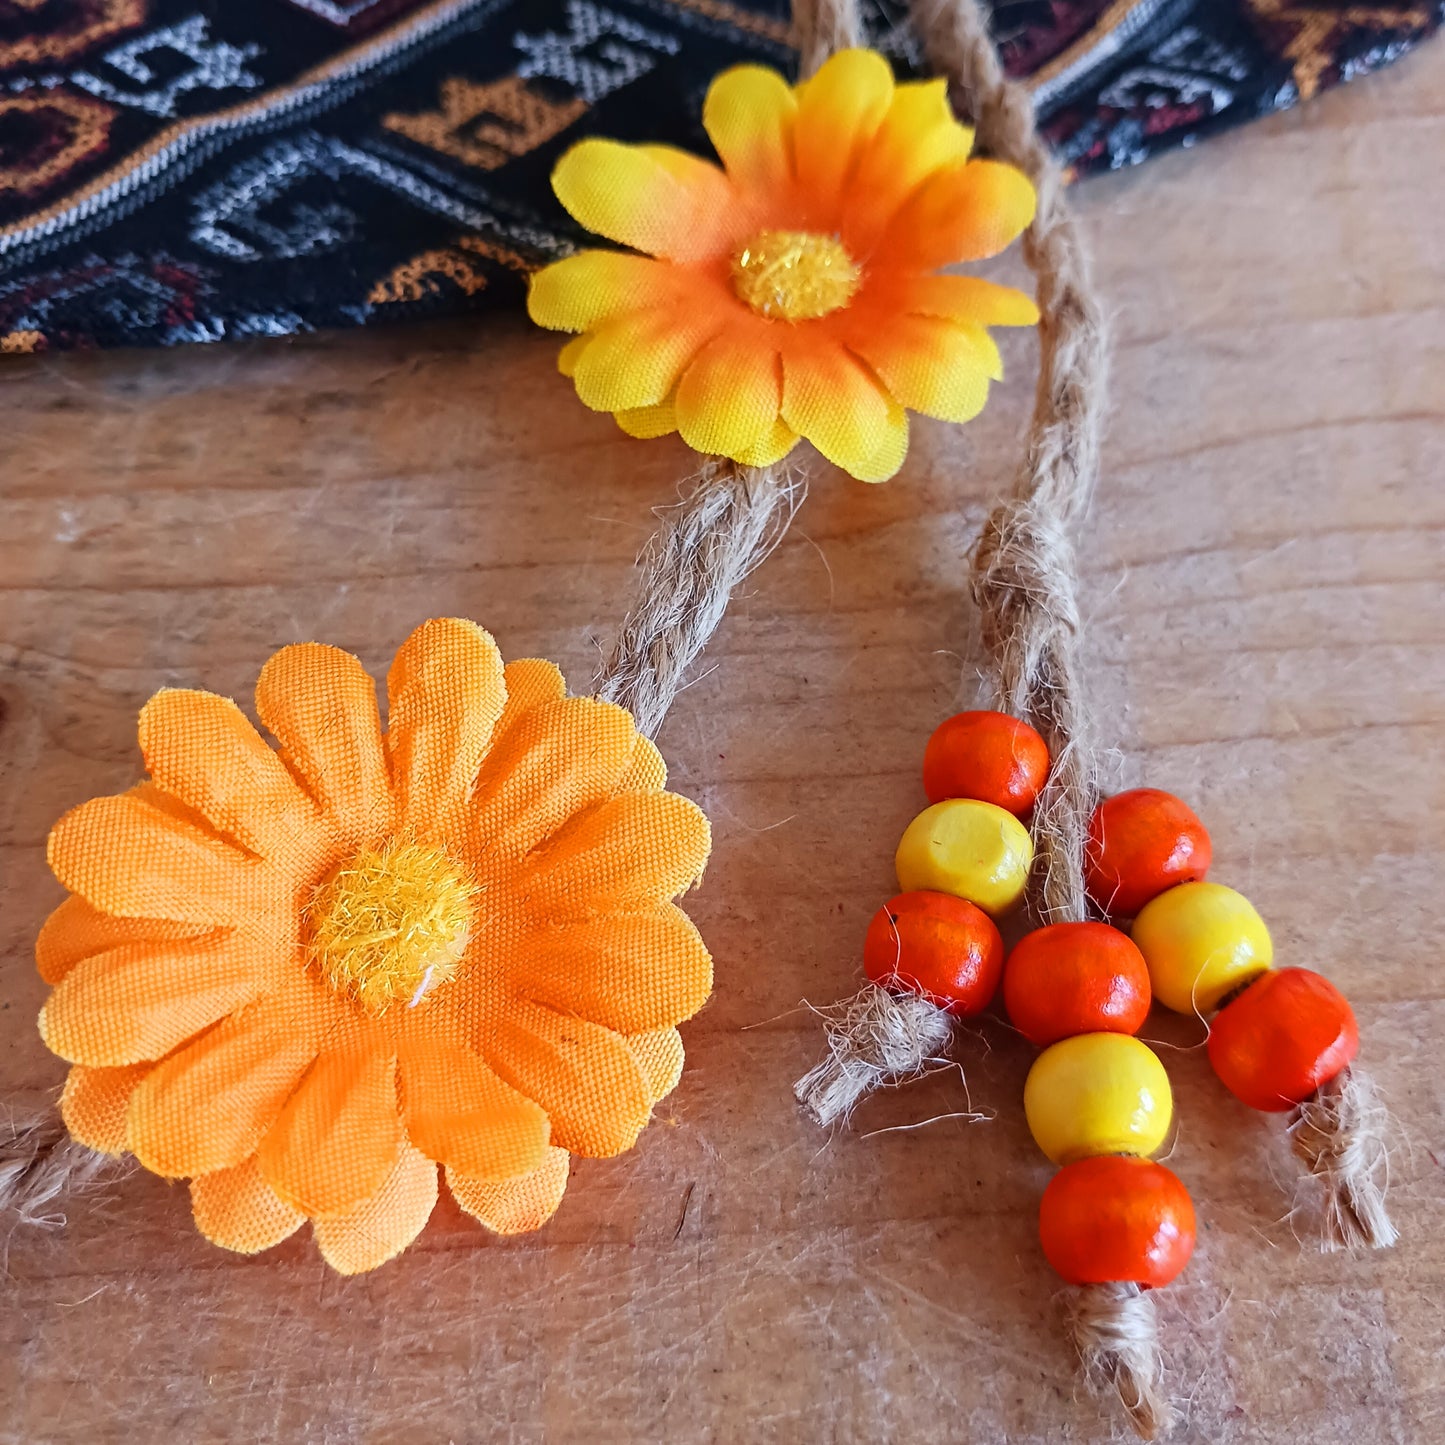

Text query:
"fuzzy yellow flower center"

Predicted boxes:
[[731, 229, 860, 321], [306, 841, 475, 1014]]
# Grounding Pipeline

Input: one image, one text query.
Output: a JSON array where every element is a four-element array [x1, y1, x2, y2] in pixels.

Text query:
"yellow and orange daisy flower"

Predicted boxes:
[[528, 48, 1039, 483], [38, 619, 712, 1273]]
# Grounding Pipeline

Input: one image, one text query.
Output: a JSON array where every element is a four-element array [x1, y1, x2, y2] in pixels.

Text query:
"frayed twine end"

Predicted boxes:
[[1289, 1064, 1399, 1252], [794, 984, 956, 1128], [1, 1113, 127, 1229], [1067, 1281, 1172, 1441]]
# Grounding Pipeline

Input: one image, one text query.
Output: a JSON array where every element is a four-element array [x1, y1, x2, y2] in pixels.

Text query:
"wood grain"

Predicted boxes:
[[3, 44, 1444, 1445]]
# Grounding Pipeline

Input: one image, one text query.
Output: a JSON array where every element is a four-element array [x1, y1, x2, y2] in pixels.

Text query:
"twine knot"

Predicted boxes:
[[794, 985, 956, 1127]]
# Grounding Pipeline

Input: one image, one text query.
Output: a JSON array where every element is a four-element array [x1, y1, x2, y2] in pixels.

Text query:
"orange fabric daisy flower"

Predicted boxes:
[[38, 619, 712, 1273], [527, 48, 1039, 483]]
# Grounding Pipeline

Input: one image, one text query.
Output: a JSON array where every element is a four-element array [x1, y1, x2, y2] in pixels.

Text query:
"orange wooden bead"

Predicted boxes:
[[863, 891, 1004, 1016], [1207, 967, 1359, 1112], [922, 711, 1050, 817], [1003, 921, 1151, 1048], [1085, 788, 1212, 917], [1039, 1156, 1196, 1289]]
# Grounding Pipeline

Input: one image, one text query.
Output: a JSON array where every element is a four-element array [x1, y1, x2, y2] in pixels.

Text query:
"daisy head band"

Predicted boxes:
[[528, 49, 1038, 482], [39, 620, 712, 1273]]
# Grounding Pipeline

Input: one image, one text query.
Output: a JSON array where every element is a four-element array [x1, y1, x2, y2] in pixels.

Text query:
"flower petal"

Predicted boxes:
[[60, 1063, 151, 1154], [572, 307, 722, 414], [551, 139, 738, 262], [847, 79, 974, 251], [399, 1037, 549, 1182], [628, 1028, 685, 1103], [615, 736, 666, 795], [854, 404, 909, 483], [41, 934, 263, 1067], [313, 1141, 438, 1275], [256, 1048, 402, 1217], [877, 159, 1037, 269], [48, 789, 268, 926], [735, 416, 799, 467], [884, 273, 1039, 328], [476, 658, 573, 800], [191, 1157, 304, 1255], [499, 659, 567, 729], [126, 1004, 323, 1178], [485, 1001, 652, 1157], [36, 895, 210, 985], [557, 333, 590, 377], [846, 313, 998, 423], [615, 399, 678, 440], [793, 49, 894, 221], [255, 642, 392, 852], [470, 697, 637, 864], [674, 329, 783, 461], [138, 689, 324, 870], [703, 63, 796, 195], [515, 907, 712, 1033], [518, 792, 711, 919], [386, 618, 506, 842], [446, 1146, 569, 1236], [528, 250, 683, 333], [780, 338, 908, 482]]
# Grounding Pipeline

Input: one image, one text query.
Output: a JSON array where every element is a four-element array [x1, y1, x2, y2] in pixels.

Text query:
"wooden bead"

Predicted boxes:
[[1207, 967, 1359, 1111], [1039, 1156, 1196, 1288], [863, 891, 1004, 1016], [1131, 881, 1273, 1015], [921, 710, 1050, 817], [1023, 1033, 1173, 1165], [1085, 788, 1212, 917], [1003, 921, 1151, 1048], [894, 799, 1033, 918]]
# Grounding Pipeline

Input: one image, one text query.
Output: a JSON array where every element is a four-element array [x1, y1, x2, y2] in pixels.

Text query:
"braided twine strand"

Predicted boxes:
[[793, 0, 1168, 1431], [909, 0, 1395, 1259]]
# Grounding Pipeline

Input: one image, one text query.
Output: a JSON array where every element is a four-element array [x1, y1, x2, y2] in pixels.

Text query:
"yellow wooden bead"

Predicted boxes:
[[1131, 881, 1273, 1015], [894, 799, 1033, 917], [1024, 1033, 1173, 1165]]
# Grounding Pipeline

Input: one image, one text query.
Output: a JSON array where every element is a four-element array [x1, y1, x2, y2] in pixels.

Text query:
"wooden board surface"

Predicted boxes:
[[3, 42, 1443, 1445]]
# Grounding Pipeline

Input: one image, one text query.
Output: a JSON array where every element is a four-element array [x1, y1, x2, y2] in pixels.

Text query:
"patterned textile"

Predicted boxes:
[[0, 0, 1438, 350]]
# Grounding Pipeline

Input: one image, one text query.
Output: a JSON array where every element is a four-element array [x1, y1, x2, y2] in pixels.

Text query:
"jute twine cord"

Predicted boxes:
[[1289, 1066, 1398, 1251], [790, 0, 864, 77], [1, 1113, 129, 1227], [910, 0, 1106, 928], [595, 459, 805, 738], [795, 0, 1108, 1135], [792, 0, 1173, 1430], [910, 0, 1396, 1259], [793, 988, 957, 1126], [793, 1, 1393, 1434], [1067, 1281, 1169, 1431], [915, 0, 1399, 1262], [797, 0, 1105, 1063]]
